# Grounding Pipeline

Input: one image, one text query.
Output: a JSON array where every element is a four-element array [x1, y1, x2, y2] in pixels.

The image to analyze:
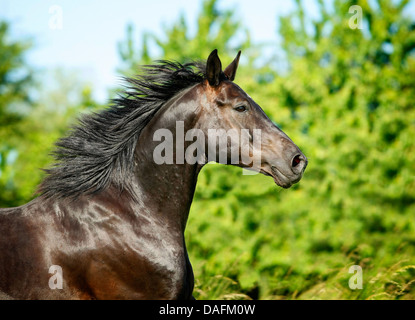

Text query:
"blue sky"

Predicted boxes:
[[0, 0, 302, 102], [1, 1, 414, 103]]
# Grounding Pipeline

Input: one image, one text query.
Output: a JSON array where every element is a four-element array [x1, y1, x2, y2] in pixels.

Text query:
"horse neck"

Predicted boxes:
[[131, 86, 204, 233]]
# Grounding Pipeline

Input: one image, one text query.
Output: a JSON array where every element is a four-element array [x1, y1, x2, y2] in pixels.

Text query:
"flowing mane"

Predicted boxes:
[[38, 60, 206, 199]]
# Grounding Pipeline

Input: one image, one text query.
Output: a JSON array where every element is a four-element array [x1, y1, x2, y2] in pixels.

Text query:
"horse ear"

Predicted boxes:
[[224, 51, 241, 81], [206, 49, 222, 86]]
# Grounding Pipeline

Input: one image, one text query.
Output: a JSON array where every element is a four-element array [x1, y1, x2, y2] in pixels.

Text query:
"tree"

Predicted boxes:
[[0, 20, 35, 207], [275, 0, 415, 217], [0, 20, 102, 206], [117, 0, 253, 76]]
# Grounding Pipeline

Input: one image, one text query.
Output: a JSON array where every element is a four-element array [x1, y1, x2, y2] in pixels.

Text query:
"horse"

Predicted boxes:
[[0, 49, 307, 299]]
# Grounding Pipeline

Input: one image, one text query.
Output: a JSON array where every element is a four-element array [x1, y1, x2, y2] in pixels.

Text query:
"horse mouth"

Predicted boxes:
[[271, 166, 293, 188], [261, 166, 297, 189]]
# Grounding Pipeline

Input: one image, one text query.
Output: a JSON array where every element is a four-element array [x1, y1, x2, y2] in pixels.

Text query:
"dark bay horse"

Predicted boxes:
[[0, 50, 307, 299]]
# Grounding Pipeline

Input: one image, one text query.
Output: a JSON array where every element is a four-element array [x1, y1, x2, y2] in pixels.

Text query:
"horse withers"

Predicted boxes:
[[0, 50, 307, 299]]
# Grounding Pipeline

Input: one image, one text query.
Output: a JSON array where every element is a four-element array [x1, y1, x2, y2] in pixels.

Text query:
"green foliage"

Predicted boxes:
[[0, 21, 33, 124], [0, 20, 35, 206]]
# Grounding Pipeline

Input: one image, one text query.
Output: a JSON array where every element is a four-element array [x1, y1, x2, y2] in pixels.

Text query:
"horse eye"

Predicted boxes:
[[234, 105, 247, 112]]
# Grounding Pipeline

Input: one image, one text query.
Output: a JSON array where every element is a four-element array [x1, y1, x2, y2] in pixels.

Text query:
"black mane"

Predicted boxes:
[[38, 60, 206, 199]]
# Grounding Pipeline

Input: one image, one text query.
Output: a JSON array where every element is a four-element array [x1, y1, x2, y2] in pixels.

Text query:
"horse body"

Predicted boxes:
[[0, 188, 194, 299], [0, 50, 307, 299]]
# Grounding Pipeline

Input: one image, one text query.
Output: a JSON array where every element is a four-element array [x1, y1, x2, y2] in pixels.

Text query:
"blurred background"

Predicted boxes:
[[0, 0, 414, 299]]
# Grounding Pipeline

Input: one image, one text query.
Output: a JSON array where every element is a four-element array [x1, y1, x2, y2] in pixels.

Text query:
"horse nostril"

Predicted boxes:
[[292, 154, 302, 168]]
